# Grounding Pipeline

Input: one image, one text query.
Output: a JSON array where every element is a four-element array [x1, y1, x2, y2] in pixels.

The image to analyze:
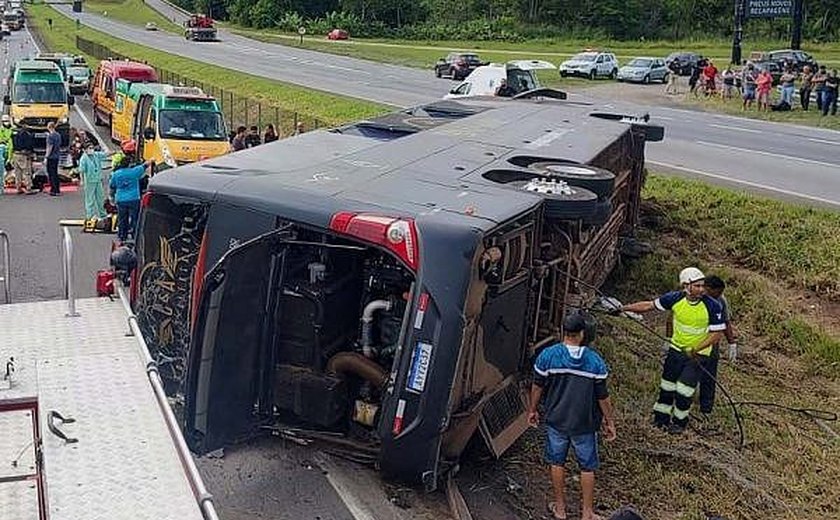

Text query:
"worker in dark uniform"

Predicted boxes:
[[617, 267, 725, 433], [11, 124, 35, 194]]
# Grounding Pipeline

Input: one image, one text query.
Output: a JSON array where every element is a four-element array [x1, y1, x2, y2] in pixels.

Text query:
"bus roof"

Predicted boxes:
[[149, 98, 660, 233]]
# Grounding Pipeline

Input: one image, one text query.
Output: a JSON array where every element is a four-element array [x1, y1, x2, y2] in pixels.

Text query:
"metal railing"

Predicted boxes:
[[56, 222, 219, 519], [0, 230, 10, 304], [59, 224, 80, 317], [116, 286, 220, 520]]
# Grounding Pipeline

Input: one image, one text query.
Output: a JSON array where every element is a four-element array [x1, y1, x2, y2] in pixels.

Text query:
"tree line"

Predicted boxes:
[[173, 0, 840, 42]]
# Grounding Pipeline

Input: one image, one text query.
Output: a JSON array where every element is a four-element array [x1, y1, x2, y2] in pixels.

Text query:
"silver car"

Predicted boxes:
[[617, 57, 669, 84]]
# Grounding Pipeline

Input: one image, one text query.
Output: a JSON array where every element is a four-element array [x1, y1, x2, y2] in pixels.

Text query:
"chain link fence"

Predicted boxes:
[[76, 36, 327, 137]]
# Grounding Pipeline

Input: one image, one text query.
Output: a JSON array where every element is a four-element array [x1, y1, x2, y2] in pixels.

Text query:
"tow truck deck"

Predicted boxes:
[[0, 294, 212, 520]]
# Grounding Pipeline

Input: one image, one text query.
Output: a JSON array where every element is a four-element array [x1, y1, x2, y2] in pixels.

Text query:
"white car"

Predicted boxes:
[[559, 51, 619, 80], [444, 60, 557, 99], [145, 22, 158, 31]]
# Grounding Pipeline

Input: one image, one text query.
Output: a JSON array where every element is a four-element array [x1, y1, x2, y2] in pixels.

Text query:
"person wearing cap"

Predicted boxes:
[[697, 275, 737, 414], [617, 267, 725, 433], [528, 313, 616, 520]]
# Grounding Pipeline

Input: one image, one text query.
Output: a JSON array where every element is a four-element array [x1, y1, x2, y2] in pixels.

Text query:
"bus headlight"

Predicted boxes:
[[58, 117, 69, 125]]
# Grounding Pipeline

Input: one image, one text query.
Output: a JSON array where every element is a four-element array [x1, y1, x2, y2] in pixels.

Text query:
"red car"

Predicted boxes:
[[327, 29, 349, 40]]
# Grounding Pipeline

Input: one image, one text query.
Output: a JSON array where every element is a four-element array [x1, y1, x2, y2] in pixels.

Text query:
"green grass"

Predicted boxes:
[[564, 175, 840, 519], [30, 5, 388, 129], [682, 91, 840, 130], [641, 175, 840, 300], [81, 0, 182, 33]]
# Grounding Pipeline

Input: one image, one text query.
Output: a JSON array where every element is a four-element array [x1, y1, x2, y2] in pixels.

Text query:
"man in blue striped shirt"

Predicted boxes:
[[528, 314, 616, 520]]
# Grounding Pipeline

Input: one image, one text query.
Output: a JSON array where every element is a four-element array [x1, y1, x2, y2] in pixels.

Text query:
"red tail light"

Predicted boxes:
[[140, 191, 153, 208], [329, 212, 419, 272], [190, 229, 209, 333]]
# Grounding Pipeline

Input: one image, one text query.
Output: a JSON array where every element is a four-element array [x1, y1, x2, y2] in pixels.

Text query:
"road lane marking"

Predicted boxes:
[[695, 140, 840, 169], [648, 160, 840, 208], [655, 104, 840, 138], [313, 453, 377, 520], [808, 137, 840, 145], [708, 123, 762, 134]]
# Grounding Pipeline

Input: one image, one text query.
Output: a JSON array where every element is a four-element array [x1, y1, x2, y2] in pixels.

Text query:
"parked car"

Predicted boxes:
[[617, 57, 669, 84], [665, 52, 699, 76], [766, 49, 818, 72], [134, 96, 663, 490], [1, 22, 10, 35], [327, 28, 349, 40], [434, 53, 484, 80], [559, 51, 618, 79], [145, 22, 158, 31], [444, 60, 559, 99]]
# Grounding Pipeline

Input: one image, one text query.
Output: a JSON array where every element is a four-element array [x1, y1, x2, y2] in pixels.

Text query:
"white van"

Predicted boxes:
[[444, 60, 557, 99]]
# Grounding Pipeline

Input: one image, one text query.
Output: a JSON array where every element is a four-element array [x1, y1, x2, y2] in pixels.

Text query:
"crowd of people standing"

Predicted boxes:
[[682, 56, 838, 116]]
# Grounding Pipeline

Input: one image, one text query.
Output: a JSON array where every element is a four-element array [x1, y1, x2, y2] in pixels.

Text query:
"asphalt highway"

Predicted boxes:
[[0, 29, 114, 303], [55, 3, 840, 208]]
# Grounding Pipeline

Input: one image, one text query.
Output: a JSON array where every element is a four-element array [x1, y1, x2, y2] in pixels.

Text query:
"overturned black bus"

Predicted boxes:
[[133, 97, 663, 489]]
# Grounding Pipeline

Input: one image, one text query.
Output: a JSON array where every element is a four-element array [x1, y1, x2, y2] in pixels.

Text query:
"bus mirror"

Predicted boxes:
[[143, 127, 156, 140]]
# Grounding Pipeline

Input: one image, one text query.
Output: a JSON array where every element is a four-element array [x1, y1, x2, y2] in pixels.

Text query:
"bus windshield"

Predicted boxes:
[[13, 83, 67, 104], [158, 110, 226, 141]]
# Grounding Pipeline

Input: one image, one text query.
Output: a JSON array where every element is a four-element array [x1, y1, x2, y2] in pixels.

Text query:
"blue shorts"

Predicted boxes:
[[544, 426, 599, 471], [743, 85, 756, 100]]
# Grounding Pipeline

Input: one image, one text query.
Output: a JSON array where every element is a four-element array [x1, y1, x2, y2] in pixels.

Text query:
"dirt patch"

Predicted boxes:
[[564, 76, 694, 109]]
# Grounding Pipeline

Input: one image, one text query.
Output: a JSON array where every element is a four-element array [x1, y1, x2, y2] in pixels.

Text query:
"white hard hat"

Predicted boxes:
[[679, 267, 705, 285], [1, 115, 10, 123]]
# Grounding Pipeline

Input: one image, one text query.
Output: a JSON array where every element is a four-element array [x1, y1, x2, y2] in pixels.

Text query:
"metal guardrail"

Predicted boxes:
[[116, 285, 220, 520], [0, 230, 10, 304], [56, 222, 219, 519]]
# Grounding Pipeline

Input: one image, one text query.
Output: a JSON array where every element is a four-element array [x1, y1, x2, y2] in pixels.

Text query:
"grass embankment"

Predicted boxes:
[[29, 5, 388, 128], [685, 92, 840, 130], [81, 0, 181, 32], [465, 175, 840, 520]]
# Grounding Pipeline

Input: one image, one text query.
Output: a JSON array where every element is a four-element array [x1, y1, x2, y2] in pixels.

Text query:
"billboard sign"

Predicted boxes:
[[747, 0, 793, 18]]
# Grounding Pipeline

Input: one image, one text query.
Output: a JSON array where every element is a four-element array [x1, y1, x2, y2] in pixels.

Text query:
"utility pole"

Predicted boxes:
[[731, 0, 745, 64], [790, 0, 804, 49]]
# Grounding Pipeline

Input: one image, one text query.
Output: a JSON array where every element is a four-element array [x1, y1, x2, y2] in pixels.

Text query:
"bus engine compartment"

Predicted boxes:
[[265, 226, 414, 434]]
